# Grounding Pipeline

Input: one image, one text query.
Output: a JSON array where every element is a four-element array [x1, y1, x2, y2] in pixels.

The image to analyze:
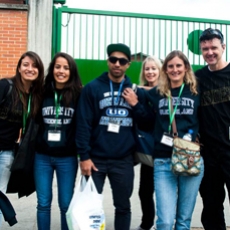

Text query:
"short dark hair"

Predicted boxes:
[[199, 28, 224, 44]]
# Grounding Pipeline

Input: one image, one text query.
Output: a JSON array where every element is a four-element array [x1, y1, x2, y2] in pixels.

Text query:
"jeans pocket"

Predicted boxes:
[[0, 150, 13, 157], [154, 158, 170, 166]]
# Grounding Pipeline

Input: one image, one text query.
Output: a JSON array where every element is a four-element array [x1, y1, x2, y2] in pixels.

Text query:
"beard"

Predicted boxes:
[[109, 68, 125, 79]]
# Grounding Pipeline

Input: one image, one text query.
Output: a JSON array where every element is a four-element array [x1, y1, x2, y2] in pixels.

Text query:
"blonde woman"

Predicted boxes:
[[123, 50, 204, 230], [136, 56, 162, 230], [139, 56, 162, 87]]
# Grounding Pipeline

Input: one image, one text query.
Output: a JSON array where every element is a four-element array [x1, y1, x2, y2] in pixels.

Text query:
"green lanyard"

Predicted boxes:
[[22, 93, 31, 134], [167, 83, 185, 133], [54, 91, 62, 129]]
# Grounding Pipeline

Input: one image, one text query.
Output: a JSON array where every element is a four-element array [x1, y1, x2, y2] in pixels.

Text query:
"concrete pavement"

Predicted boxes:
[[2, 164, 230, 230]]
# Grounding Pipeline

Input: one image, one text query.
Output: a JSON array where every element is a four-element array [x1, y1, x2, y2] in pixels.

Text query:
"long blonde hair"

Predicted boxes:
[[139, 55, 162, 86], [157, 50, 198, 96]]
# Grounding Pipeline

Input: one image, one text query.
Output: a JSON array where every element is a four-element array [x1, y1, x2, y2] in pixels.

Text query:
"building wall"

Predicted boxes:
[[0, 0, 24, 3], [0, 0, 53, 78], [28, 0, 53, 72], [0, 3, 28, 78]]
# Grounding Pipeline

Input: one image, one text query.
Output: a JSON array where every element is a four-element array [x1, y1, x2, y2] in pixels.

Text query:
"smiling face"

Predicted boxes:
[[200, 38, 225, 70], [144, 60, 160, 87], [166, 56, 187, 88], [53, 57, 70, 89], [18, 56, 39, 85]]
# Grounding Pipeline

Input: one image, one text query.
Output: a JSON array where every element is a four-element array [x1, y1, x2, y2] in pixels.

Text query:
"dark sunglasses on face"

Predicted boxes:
[[108, 56, 129, 66], [199, 28, 223, 42]]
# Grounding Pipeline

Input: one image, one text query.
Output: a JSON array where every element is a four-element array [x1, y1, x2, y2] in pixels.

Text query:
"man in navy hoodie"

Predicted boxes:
[[75, 43, 136, 230]]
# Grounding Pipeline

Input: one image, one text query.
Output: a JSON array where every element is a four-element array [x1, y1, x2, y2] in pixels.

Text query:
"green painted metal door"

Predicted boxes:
[[52, 6, 230, 85]]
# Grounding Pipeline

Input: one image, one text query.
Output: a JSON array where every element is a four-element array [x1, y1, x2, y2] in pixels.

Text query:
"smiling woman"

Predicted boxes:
[[34, 52, 82, 230], [0, 51, 44, 228], [18, 56, 40, 92], [123, 50, 202, 230], [165, 56, 188, 88], [53, 57, 70, 89]]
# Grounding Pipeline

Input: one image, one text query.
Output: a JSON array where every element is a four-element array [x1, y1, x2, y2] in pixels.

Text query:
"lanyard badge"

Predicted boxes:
[[22, 93, 32, 135], [107, 122, 120, 133], [161, 132, 173, 146], [48, 91, 62, 142], [48, 130, 61, 141], [107, 79, 124, 134], [160, 83, 185, 146]]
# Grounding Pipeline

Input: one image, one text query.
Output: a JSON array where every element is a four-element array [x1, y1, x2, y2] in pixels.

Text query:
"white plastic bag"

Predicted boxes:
[[66, 175, 106, 230]]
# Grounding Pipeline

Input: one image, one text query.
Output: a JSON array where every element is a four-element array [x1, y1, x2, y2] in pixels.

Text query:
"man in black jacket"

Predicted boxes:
[[196, 28, 230, 230]]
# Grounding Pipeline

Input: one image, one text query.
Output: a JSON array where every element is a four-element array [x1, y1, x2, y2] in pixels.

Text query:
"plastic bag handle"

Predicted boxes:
[[84, 176, 99, 194], [75, 175, 87, 192]]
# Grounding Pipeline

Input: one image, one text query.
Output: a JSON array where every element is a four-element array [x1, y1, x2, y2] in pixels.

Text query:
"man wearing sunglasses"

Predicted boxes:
[[196, 28, 230, 230], [75, 43, 136, 230]]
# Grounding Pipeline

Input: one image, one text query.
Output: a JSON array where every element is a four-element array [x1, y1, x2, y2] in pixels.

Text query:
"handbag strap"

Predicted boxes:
[[170, 97, 178, 136], [0, 79, 13, 104]]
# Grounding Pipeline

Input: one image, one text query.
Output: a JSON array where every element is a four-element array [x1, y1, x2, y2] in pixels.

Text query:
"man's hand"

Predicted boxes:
[[80, 159, 98, 176], [122, 88, 138, 106]]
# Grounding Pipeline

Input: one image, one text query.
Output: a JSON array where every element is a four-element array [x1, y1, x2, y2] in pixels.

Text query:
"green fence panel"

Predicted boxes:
[[76, 59, 142, 85], [52, 6, 230, 84]]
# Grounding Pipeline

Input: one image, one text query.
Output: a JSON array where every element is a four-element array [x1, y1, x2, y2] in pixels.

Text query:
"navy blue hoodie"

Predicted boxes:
[[36, 88, 77, 157], [75, 72, 136, 161], [133, 84, 200, 158]]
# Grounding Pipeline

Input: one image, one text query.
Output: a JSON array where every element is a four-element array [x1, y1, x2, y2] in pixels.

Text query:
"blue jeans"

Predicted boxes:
[[91, 155, 134, 230], [34, 153, 78, 230], [154, 157, 204, 230], [0, 150, 14, 229]]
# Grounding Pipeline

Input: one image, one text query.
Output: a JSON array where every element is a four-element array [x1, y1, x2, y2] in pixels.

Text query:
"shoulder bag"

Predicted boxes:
[[132, 84, 154, 167], [134, 126, 154, 167], [170, 99, 201, 176]]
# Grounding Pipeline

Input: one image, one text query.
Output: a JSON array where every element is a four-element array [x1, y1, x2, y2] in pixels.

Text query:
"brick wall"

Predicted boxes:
[[0, 1, 25, 4], [0, 8, 27, 78]]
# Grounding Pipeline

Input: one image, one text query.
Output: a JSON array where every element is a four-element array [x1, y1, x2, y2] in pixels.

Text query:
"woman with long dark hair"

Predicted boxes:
[[0, 51, 44, 228], [34, 52, 82, 230]]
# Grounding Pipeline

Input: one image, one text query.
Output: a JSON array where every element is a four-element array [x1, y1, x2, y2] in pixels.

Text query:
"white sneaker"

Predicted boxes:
[[150, 226, 156, 230]]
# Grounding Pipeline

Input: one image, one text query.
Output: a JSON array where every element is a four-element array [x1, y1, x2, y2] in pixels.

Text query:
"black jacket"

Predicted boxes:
[[7, 118, 38, 198], [0, 191, 17, 226]]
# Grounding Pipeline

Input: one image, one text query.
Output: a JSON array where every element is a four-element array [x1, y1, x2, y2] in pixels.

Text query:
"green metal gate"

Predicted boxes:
[[52, 6, 230, 85]]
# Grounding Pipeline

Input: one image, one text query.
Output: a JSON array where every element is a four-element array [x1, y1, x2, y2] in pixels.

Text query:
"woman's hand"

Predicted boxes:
[[122, 88, 138, 106]]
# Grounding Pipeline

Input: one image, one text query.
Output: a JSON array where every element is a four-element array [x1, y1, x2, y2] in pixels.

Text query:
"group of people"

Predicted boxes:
[[0, 52, 82, 230], [0, 27, 229, 230]]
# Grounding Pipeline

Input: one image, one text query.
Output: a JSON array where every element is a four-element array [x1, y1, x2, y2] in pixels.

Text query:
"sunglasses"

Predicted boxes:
[[199, 28, 223, 42], [108, 56, 129, 66]]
